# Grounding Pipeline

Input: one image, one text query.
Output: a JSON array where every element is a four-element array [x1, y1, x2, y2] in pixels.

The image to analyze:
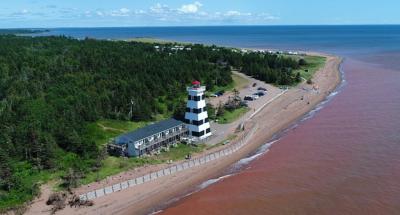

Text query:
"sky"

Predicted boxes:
[[0, 0, 399, 28]]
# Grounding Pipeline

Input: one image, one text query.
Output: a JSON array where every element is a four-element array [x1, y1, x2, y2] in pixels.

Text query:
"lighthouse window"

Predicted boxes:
[[192, 120, 203, 126], [192, 131, 200, 137], [193, 108, 202, 114]]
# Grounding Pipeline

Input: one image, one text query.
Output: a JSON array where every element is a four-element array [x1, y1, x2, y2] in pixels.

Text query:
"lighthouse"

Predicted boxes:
[[185, 80, 212, 141]]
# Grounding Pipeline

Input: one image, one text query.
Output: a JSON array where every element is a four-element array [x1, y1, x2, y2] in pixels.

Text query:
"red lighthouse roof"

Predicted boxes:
[[192, 80, 201, 85]]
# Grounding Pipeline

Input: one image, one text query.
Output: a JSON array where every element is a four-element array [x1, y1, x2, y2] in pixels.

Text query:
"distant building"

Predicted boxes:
[[184, 81, 212, 141], [107, 118, 188, 157]]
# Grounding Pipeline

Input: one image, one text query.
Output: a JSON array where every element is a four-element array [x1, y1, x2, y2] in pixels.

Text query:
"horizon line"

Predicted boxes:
[[1, 24, 400, 30]]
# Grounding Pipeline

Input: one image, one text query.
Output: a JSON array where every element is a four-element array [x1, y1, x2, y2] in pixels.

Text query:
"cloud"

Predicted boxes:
[[179, 1, 202, 14], [96, 11, 104, 17], [150, 3, 171, 14], [110, 8, 131, 17], [224, 10, 242, 16], [1, 2, 279, 26], [11, 9, 30, 16]]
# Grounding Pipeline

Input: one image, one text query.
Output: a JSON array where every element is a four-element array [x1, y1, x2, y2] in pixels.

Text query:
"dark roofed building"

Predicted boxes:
[[107, 118, 188, 157]]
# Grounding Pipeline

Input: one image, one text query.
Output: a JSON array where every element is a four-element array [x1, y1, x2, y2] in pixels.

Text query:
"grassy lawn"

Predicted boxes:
[[155, 144, 206, 161], [217, 107, 249, 124], [232, 72, 250, 90], [85, 118, 162, 148], [80, 156, 162, 185], [81, 143, 206, 185], [288, 55, 327, 81], [209, 72, 250, 96]]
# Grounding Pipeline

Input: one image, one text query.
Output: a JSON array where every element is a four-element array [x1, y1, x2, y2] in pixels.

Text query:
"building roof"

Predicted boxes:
[[114, 118, 184, 145]]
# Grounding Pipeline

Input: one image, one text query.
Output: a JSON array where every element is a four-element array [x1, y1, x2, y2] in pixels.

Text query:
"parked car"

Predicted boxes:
[[240, 101, 249, 107], [216, 91, 224, 96], [254, 91, 266, 96], [211, 91, 224, 97], [244, 96, 255, 101], [257, 87, 267, 91], [252, 95, 260, 100]]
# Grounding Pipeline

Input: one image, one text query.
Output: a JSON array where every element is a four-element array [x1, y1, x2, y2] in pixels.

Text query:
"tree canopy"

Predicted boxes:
[[0, 35, 303, 210]]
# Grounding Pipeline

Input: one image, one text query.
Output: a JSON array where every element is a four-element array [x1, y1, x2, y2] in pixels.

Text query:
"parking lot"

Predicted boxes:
[[207, 71, 285, 146]]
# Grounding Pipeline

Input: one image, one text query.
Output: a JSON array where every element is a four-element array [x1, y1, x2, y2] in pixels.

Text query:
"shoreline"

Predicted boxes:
[[26, 52, 342, 215], [133, 52, 342, 215]]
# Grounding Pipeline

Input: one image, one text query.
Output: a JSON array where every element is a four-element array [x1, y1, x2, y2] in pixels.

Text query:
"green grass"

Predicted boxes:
[[80, 156, 162, 185], [0, 162, 55, 211], [232, 72, 250, 90], [80, 116, 207, 185], [155, 144, 206, 161], [208, 72, 250, 96], [288, 55, 327, 81], [81, 144, 206, 185], [217, 107, 249, 124], [85, 119, 161, 148]]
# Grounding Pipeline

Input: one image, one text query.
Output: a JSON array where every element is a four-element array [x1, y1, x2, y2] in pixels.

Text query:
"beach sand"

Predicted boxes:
[[26, 53, 342, 215]]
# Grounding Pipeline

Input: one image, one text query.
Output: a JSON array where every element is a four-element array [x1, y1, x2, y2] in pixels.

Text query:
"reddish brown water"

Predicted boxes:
[[160, 59, 400, 215]]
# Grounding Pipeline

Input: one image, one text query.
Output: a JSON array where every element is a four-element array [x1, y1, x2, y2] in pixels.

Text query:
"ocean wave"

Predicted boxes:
[[198, 174, 234, 190]]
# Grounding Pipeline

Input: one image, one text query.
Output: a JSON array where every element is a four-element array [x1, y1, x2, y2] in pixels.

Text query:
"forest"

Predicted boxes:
[[0, 35, 303, 210]]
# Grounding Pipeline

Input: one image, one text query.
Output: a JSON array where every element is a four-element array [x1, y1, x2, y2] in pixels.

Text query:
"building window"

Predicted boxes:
[[203, 106, 207, 112], [205, 118, 209, 123], [202, 95, 205, 100], [184, 119, 190, 124], [194, 96, 201, 101], [206, 128, 211, 133], [188, 95, 192, 100], [200, 130, 205, 136], [186, 107, 191, 113]]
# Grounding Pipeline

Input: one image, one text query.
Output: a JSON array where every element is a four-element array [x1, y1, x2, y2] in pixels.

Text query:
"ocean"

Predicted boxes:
[[38, 26, 400, 214]]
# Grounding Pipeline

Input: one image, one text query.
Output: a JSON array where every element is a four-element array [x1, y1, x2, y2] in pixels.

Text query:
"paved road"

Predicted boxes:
[[206, 71, 286, 146]]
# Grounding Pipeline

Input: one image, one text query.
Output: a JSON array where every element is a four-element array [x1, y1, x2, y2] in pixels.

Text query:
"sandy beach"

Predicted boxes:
[[25, 52, 342, 215]]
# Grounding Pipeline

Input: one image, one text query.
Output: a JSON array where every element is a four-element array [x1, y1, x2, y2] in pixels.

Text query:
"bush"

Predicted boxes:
[[299, 58, 307, 66]]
